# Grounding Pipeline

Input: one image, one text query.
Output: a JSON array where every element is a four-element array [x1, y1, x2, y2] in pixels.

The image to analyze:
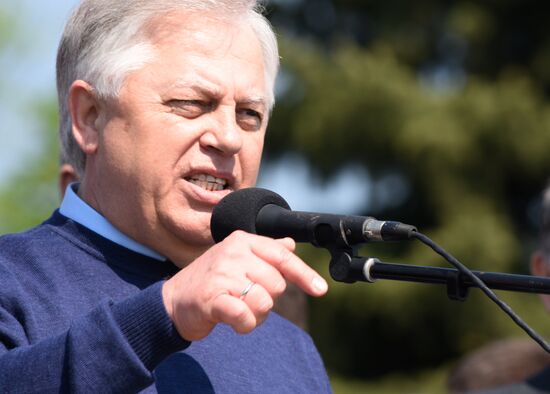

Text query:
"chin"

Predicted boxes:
[[166, 211, 214, 244], [156, 198, 218, 255]]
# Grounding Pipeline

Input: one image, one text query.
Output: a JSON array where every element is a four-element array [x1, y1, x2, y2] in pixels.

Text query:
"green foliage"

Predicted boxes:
[[267, 36, 550, 386], [0, 100, 59, 233], [331, 364, 449, 394], [0, 6, 16, 48], [0, 2, 60, 233]]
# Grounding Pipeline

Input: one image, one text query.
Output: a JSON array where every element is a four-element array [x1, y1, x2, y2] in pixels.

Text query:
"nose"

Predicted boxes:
[[199, 107, 243, 156]]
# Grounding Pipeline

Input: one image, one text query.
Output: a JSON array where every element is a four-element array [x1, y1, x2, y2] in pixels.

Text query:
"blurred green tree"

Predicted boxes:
[[262, 0, 550, 384], [0, 3, 60, 233], [268, 39, 550, 379], [0, 100, 59, 233]]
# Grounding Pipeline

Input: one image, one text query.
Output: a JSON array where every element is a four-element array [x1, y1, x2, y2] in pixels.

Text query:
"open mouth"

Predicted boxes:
[[185, 174, 228, 192]]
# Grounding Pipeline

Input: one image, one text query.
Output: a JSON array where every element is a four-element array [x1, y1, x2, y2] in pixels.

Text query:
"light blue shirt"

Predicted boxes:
[[59, 183, 165, 261]]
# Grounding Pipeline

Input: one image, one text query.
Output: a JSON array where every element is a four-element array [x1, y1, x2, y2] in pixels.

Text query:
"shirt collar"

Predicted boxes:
[[59, 183, 166, 261]]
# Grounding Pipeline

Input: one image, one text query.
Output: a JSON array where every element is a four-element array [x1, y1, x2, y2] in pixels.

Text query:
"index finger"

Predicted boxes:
[[250, 238, 328, 297]]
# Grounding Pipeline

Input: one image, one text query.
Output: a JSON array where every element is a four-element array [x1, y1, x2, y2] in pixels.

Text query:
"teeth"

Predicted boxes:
[[186, 173, 228, 191]]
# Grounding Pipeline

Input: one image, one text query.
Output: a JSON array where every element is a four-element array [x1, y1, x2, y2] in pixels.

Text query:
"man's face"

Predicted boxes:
[[88, 13, 269, 263]]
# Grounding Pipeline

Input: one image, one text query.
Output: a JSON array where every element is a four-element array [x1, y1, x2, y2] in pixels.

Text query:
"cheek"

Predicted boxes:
[[134, 118, 200, 179], [240, 136, 265, 185]]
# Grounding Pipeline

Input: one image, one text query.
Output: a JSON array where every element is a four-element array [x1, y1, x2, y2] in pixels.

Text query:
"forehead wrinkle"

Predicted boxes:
[[143, 12, 267, 108], [169, 80, 224, 98]]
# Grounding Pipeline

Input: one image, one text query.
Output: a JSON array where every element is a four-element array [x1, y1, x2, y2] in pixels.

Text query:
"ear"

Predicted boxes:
[[59, 163, 79, 199], [530, 252, 550, 276], [530, 252, 550, 312], [69, 80, 101, 156]]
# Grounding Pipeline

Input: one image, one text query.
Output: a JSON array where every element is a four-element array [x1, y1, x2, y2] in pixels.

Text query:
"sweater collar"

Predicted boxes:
[[59, 183, 166, 261]]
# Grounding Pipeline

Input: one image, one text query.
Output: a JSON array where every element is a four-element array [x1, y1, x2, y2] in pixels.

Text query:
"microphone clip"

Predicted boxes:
[[326, 244, 471, 301], [327, 245, 367, 284]]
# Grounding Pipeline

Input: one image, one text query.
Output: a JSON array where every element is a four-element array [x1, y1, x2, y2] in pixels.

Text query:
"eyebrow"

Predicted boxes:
[[238, 96, 267, 109], [170, 81, 267, 109]]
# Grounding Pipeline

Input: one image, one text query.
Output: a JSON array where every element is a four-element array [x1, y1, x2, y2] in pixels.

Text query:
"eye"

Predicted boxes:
[[237, 108, 263, 131], [168, 99, 213, 118]]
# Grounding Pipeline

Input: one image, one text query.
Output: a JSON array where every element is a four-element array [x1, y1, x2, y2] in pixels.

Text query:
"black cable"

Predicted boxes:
[[411, 231, 550, 354]]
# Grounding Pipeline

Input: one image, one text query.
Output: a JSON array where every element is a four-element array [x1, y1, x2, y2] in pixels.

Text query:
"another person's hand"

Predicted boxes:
[[162, 231, 328, 341]]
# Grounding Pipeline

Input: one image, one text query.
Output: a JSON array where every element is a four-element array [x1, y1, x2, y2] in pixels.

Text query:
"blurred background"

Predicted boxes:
[[2, 0, 550, 392]]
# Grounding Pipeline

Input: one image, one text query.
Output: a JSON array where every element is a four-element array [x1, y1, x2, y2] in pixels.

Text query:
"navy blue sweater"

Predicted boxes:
[[0, 211, 331, 393]]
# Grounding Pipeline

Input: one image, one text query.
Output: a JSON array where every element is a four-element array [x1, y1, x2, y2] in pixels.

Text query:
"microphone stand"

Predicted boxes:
[[321, 235, 550, 353], [326, 246, 550, 301]]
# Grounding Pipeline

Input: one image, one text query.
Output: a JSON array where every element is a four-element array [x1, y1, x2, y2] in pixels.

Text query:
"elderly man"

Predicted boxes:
[[0, 0, 331, 392]]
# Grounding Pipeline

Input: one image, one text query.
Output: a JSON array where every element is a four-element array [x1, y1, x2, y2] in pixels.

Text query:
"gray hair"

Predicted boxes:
[[56, 0, 279, 176]]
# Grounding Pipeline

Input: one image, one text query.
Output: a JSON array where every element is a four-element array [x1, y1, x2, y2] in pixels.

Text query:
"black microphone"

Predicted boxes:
[[211, 188, 417, 247]]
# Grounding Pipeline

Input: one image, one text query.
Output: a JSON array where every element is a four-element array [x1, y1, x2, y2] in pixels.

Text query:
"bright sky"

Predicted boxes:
[[0, 0, 373, 214]]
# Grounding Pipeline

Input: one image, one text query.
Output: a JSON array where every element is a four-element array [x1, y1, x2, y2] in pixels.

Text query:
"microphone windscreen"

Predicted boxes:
[[211, 187, 291, 242]]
